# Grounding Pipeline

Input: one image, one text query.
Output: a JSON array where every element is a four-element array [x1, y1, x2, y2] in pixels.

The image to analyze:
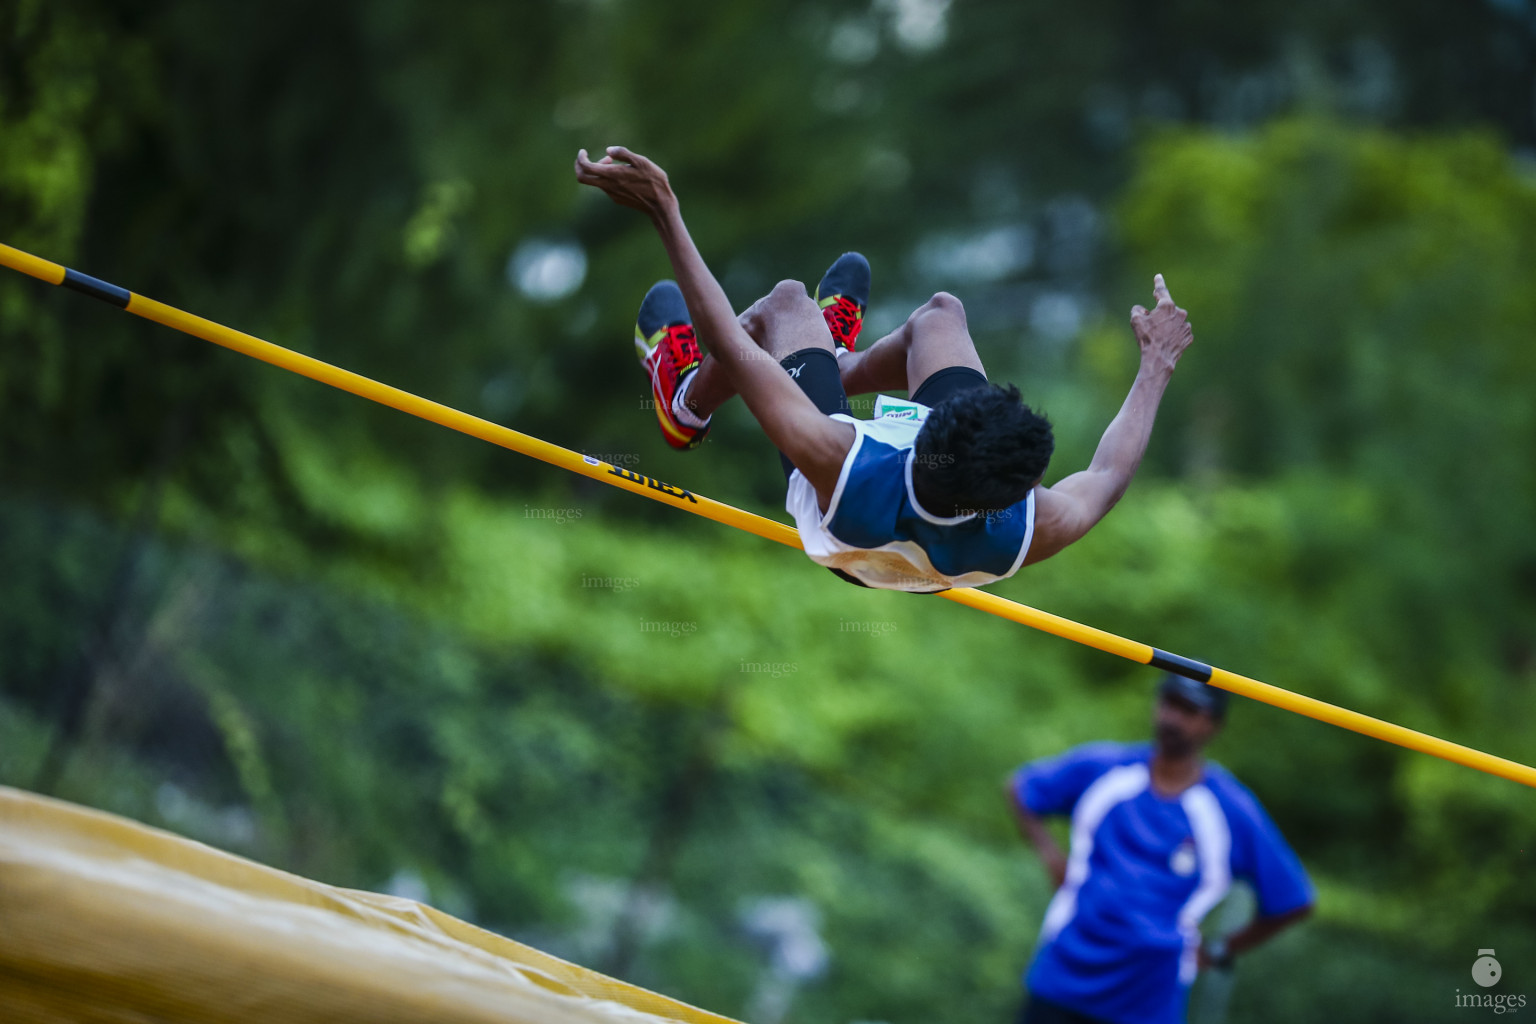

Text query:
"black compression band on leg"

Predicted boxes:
[[910, 365, 988, 409], [778, 347, 851, 480], [781, 348, 851, 416]]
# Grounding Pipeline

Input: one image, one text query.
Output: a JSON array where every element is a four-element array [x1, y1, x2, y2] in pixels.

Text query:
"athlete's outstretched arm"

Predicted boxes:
[[574, 147, 853, 498], [1025, 274, 1192, 564]]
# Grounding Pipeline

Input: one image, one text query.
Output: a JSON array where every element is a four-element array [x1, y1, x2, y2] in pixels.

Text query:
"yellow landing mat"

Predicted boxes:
[[0, 786, 741, 1024]]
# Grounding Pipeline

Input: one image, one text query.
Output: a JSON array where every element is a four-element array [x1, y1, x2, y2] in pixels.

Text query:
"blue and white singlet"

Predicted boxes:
[[784, 405, 1035, 592]]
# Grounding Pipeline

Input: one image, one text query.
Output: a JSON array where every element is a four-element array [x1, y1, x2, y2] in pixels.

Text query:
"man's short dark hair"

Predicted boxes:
[[912, 383, 1053, 514]]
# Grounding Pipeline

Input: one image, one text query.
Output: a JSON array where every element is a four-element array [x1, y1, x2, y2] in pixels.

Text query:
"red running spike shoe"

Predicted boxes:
[[634, 280, 709, 449], [814, 251, 871, 354]]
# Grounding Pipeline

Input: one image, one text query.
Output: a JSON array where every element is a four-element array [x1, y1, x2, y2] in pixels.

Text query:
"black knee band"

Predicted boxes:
[[777, 348, 851, 482], [779, 348, 852, 417]]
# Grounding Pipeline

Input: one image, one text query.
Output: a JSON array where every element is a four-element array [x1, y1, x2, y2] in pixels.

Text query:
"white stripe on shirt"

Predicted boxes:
[[1177, 784, 1233, 984], [1040, 762, 1150, 942]]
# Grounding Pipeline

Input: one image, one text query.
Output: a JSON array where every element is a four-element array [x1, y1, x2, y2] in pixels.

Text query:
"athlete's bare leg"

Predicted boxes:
[[682, 287, 983, 418], [682, 279, 836, 418], [837, 292, 987, 398]]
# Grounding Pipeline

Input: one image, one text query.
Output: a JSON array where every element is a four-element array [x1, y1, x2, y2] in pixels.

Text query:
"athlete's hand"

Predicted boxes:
[[574, 146, 677, 219], [1129, 274, 1193, 375]]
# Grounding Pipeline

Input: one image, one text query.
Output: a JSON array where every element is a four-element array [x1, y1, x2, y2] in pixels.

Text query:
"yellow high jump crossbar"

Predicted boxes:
[[3, 240, 1533, 791]]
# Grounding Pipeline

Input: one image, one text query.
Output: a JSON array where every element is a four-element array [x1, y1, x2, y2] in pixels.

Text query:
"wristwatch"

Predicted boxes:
[[1203, 937, 1235, 970]]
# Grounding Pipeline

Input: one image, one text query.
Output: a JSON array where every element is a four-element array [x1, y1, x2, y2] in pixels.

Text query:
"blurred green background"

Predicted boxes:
[[2, 0, 1534, 1020]]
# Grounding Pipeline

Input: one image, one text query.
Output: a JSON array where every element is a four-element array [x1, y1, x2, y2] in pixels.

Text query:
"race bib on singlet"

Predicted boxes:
[[873, 394, 930, 423]]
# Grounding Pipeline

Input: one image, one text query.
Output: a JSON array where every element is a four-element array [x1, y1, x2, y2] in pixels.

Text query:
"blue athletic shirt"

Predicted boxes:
[[785, 409, 1035, 592], [1012, 742, 1313, 1024]]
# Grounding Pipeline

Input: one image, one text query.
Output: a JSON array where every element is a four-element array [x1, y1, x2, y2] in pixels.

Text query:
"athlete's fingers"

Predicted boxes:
[[578, 150, 630, 181], [607, 145, 644, 167], [575, 155, 627, 196], [574, 167, 608, 189], [1153, 273, 1173, 307], [575, 149, 611, 178]]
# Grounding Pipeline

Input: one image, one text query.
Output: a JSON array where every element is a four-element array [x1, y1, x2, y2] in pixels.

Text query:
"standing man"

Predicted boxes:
[[1006, 674, 1314, 1024]]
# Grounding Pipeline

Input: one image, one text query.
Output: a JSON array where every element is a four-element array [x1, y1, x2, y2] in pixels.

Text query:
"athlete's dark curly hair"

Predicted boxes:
[[911, 383, 1054, 516]]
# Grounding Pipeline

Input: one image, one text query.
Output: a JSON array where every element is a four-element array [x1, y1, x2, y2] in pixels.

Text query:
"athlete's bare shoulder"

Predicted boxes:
[[1022, 484, 1089, 567]]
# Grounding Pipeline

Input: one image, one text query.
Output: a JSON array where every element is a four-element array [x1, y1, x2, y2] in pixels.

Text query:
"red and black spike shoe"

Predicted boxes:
[[634, 280, 709, 449], [814, 251, 871, 354]]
